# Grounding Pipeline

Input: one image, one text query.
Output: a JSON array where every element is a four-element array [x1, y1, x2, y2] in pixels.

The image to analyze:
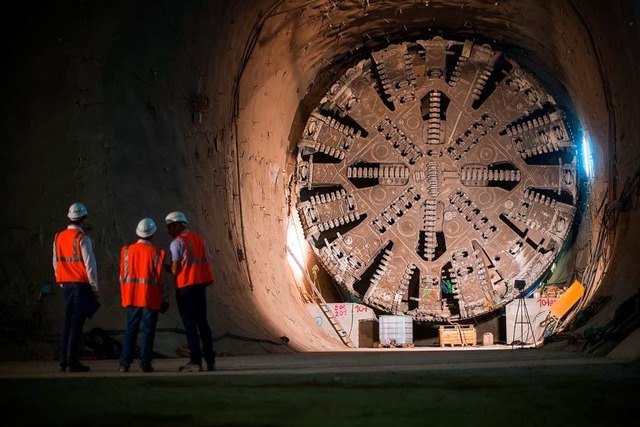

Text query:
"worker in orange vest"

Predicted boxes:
[[53, 202, 99, 372], [118, 218, 168, 373], [165, 211, 215, 372]]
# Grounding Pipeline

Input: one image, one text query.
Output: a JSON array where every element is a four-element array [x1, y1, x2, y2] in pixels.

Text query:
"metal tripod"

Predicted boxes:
[[511, 294, 536, 349]]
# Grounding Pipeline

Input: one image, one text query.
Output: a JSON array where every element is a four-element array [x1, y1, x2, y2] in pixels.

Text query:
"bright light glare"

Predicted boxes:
[[286, 215, 307, 280], [581, 133, 594, 179]]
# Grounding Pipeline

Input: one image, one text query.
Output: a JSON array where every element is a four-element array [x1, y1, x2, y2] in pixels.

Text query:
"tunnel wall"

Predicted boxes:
[[561, 1, 640, 334], [1, 0, 638, 359]]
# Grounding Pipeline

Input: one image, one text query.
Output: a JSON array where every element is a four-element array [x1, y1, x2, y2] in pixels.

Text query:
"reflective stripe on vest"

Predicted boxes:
[[55, 231, 82, 262], [54, 229, 89, 283], [120, 243, 165, 310], [120, 245, 162, 285], [180, 236, 209, 266], [175, 232, 213, 288]]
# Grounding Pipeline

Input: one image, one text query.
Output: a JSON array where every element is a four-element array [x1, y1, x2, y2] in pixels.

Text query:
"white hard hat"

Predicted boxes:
[[136, 218, 157, 238], [67, 202, 88, 220], [165, 211, 188, 225]]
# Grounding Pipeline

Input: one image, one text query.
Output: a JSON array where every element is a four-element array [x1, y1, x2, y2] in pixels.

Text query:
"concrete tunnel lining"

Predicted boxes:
[[2, 0, 639, 358], [230, 0, 612, 350]]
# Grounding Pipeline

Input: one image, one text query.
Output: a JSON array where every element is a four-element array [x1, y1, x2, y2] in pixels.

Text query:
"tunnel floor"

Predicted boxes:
[[1, 350, 638, 427], [0, 347, 616, 378]]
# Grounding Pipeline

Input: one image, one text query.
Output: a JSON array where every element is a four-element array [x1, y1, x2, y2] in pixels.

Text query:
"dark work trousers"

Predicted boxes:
[[176, 283, 214, 366], [60, 283, 92, 367], [119, 307, 159, 369]]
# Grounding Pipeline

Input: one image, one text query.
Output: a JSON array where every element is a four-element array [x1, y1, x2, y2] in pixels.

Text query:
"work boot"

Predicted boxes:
[[118, 365, 129, 373], [67, 363, 90, 372], [141, 365, 154, 373], [178, 361, 202, 372], [58, 363, 67, 372]]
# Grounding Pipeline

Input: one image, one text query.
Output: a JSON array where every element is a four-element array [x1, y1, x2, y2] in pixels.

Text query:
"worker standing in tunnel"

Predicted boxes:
[[165, 211, 216, 372], [53, 202, 99, 372], [118, 218, 168, 373]]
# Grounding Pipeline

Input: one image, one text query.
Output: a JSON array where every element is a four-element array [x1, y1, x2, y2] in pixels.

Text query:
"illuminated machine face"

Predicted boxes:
[[293, 38, 577, 321]]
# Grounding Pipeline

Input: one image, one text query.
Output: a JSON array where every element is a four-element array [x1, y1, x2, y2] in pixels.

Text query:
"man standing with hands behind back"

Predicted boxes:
[[53, 202, 99, 373], [165, 211, 216, 372]]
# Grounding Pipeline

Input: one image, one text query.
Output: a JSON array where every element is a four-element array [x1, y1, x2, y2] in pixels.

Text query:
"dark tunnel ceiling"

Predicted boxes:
[[293, 38, 579, 321]]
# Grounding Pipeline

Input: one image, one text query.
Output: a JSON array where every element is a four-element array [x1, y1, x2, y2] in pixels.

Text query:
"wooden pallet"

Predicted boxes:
[[377, 342, 415, 348], [439, 325, 477, 347], [440, 341, 476, 348]]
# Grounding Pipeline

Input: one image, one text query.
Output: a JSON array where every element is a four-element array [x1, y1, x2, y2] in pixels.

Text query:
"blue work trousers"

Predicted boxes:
[[60, 283, 92, 367], [176, 283, 214, 365], [119, 306, 159, 369]]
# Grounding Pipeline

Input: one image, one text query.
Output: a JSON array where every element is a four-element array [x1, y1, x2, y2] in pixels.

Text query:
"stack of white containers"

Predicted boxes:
[[378, 315, 413, 345]]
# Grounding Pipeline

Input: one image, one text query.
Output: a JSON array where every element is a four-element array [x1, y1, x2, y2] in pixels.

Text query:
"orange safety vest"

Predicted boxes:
[[120, 242, 165, 310], [54, 228, 90, 283], [175, 231, 213, 288]]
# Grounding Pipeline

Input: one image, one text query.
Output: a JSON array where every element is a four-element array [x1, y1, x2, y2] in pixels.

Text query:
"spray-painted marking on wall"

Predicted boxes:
[[334, 304, 347, 317], [537, 298, 558, 307]]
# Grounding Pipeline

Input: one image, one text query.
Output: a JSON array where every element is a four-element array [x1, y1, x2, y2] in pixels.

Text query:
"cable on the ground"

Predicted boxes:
[[213, 332, 288, 346]]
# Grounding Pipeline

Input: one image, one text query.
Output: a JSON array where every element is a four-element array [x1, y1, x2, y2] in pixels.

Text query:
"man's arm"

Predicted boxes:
[[171, 261, 181, 276], [52, 238, 57, 278], [169, 238, 184, 277], [79, 235, 99, 295]]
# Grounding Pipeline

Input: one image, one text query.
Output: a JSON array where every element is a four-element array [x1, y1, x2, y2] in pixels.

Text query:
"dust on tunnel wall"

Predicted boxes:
[[562, 1, 640, 330], [1, 0, 638, 358], [0, 0, 342, 357]]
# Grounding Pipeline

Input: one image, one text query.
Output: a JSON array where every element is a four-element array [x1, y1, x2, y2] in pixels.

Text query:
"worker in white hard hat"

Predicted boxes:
[[118, 218, 168, 373], [165, 211, 216, 372], [52, 202, 99, 372]]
